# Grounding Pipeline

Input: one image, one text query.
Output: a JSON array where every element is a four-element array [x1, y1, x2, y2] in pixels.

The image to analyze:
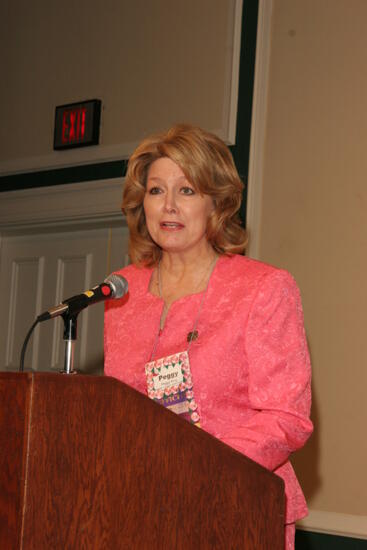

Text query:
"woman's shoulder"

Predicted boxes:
[[216, 255, 304, 324], [218, 254, 299, 292], [114, 263, 143, 276], [219, 254, 287, 278], [113, 262, 153, 277], [113, 263, 153, 293]]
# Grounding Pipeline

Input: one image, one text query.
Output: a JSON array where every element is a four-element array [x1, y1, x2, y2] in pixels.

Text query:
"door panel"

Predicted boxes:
[[0, 226, 129, 374]]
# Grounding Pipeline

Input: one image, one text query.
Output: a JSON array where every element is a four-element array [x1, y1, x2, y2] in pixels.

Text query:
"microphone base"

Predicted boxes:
[[59, 369, 78, 375]]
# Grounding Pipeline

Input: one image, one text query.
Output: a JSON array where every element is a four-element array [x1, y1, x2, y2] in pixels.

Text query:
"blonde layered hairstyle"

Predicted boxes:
[[122, 124, 248, 266]]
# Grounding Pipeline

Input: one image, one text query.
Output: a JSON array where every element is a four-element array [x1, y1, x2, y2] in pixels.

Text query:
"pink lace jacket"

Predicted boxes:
[[104, 255, 313, 523]]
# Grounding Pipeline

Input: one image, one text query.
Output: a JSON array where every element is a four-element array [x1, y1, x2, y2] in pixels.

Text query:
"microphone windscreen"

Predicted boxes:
[[105, 273, 129, 299]]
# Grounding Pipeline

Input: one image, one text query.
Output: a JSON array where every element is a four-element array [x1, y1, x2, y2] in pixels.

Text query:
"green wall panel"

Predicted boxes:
[[296, 530, 367, 549]]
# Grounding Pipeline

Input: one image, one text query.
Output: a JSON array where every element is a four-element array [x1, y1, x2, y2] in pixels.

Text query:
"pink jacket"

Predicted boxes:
[[104, 255, 313, 523]]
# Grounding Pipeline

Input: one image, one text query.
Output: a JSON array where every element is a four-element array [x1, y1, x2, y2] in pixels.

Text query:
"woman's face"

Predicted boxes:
[[143, 157, 214, 257]]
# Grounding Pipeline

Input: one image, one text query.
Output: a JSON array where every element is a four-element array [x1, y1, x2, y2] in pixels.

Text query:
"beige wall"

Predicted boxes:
[[0, 0, 240, 174], [256, 0, 367, 522]]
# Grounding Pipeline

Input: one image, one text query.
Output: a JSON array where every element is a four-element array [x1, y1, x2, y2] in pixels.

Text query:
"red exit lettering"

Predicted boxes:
[[62, 108, 87, 143]]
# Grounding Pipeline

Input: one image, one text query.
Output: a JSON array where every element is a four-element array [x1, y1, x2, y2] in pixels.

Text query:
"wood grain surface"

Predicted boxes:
[[0, 373, 31, 549], [0, 372, 284, 549]]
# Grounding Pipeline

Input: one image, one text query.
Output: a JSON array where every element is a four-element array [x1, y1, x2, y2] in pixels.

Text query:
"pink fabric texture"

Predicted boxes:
[[104, 254, 313, 524], [285, 523, 296, 550]]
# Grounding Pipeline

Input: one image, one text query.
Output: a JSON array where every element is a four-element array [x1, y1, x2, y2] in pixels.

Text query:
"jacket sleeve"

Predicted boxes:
[[219, 270, 313, 471]]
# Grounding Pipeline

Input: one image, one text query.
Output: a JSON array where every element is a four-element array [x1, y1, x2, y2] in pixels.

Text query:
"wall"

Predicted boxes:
[[0, 0, 241, 175], [250, 0, 367, 538]]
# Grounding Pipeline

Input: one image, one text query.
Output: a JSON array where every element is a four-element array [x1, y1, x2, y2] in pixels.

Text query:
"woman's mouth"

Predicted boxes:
[[160, 221, 185, 230]]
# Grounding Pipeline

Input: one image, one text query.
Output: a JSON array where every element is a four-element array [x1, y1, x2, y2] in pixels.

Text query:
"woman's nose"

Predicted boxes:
[[164, 191, 178, 213]]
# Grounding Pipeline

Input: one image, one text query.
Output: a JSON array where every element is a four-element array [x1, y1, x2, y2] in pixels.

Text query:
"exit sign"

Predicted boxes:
[[54, 99, 101, 150]]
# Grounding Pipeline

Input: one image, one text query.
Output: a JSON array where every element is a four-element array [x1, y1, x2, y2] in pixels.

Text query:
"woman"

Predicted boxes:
[[104, 124, 313, 549]]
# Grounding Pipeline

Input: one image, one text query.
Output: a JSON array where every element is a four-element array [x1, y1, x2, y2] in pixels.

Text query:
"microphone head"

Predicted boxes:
[[105, 273, 129, 299]]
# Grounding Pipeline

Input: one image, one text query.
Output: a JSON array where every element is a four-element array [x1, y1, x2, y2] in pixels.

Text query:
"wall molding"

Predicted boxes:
[[246, 0, 273, 259], [0, 179, 125, 234], [297, 510, 367, 540], [0, 142, 136, 178]]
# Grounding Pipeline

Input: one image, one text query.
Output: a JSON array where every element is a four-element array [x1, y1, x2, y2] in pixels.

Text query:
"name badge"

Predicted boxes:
[[152, 362, 184, 391], [145, 351, 200, 426]]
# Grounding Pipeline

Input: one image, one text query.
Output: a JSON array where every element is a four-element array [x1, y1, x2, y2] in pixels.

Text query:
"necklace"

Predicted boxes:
[[157, 255, 218, 333], [150, 255, 218, 360]]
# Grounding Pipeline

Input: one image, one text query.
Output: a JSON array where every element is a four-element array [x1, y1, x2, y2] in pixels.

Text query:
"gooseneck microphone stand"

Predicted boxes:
[[19, 274, 128, 374]]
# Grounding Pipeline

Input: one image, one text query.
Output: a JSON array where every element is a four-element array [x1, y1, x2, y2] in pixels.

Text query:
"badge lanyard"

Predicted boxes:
[[145, 257, 217, 425]]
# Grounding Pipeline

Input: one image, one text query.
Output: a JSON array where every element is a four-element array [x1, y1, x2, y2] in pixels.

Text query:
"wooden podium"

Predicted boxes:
[[0, 372, 284, 549]]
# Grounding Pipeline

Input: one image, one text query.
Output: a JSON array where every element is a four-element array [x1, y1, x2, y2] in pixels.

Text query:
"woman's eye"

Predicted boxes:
[[147, 186, 162, 195], [181, 186, 195, 195]]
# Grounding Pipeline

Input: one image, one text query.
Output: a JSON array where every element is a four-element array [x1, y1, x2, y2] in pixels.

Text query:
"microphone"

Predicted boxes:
[[37, 273, 128, 322]]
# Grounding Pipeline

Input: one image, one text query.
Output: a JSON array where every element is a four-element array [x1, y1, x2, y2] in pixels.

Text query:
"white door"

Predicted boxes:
[[0, 225, 129, 374]]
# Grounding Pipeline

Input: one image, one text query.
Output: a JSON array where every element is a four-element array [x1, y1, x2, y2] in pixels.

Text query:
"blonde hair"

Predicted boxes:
[[122, 124, 248, 266]]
